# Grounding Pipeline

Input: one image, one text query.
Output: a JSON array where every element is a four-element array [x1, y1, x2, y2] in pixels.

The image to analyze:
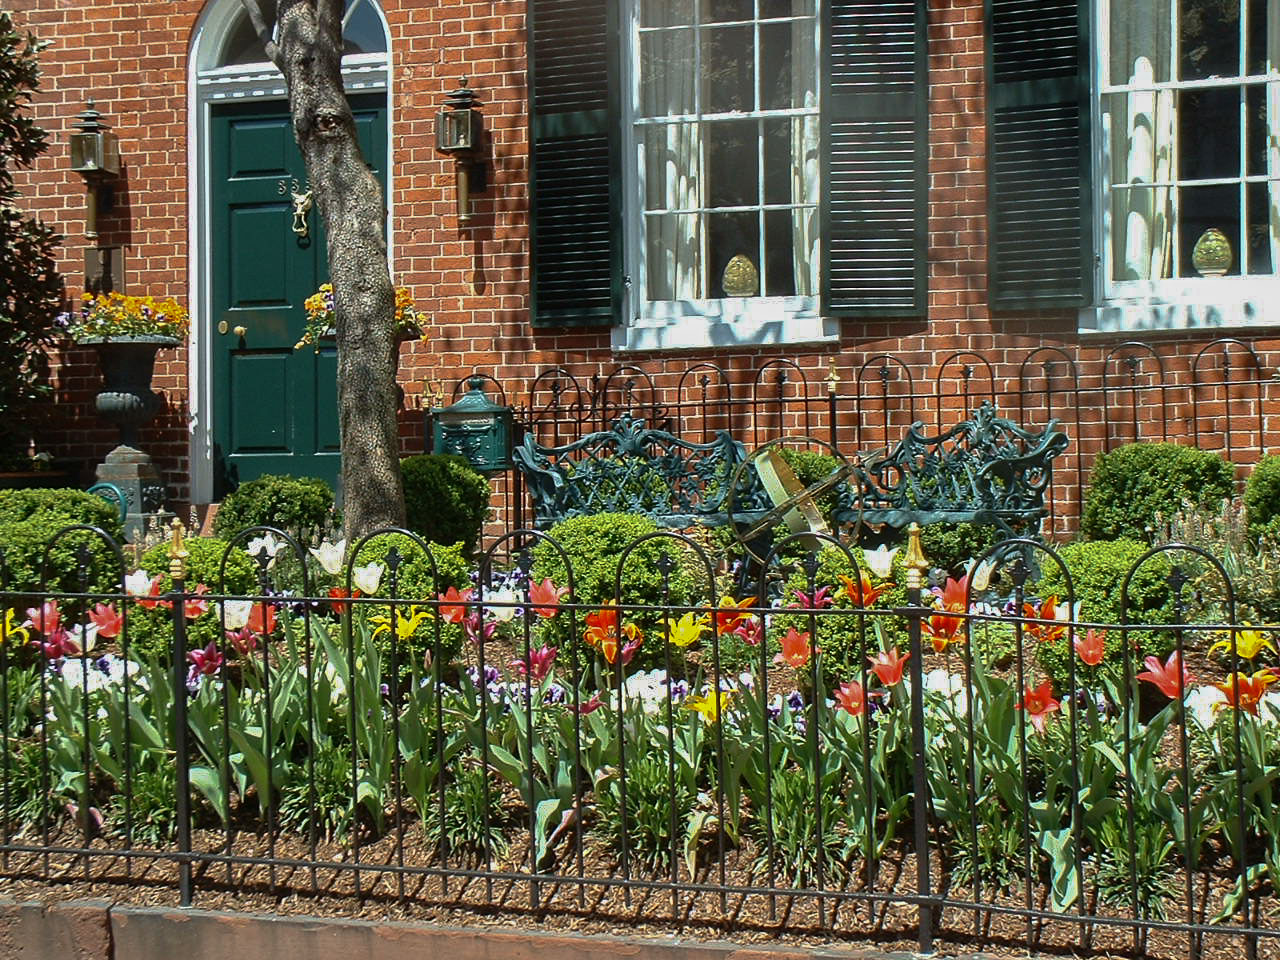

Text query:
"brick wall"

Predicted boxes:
[[9, 0, 1280, 532]]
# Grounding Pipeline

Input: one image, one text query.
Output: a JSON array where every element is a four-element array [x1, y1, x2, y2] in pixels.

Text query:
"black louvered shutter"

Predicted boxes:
[[987, 0, 1093, 308], [822, 0, 928, 318], [528, 0, 621, 327]]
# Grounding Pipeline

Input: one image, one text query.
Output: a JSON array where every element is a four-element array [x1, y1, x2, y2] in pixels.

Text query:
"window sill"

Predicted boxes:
[[1079, 279, 1280, 334], [612, 301, 839, 353]]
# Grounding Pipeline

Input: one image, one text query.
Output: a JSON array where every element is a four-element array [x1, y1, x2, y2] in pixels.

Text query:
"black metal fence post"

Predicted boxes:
[[167, 519, 193, 906], [903, 523, 934, 954]]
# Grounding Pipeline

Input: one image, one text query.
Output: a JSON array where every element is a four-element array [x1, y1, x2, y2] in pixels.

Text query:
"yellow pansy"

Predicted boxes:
[[1208, 625, 1278, 661], [664, 611, 709, 648]]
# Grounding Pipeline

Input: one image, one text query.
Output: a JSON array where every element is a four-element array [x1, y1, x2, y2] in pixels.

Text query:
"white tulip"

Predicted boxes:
[[485, 586, 520, 622], [309, 539, 346, 576], [124, 569, 153, 597], [863, 546, 898, 580], [351, 562, 384, 595], [246, 533, 283, 567], [222, 599, 253, 631]]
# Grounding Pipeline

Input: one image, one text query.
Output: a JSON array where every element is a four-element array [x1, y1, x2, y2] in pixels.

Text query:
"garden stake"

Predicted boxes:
[[167, 518, 193, 907], [903, 523, 934, 954]]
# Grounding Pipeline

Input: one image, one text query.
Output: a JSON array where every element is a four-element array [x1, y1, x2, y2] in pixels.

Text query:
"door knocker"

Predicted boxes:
[[290, 188, 314, 238]]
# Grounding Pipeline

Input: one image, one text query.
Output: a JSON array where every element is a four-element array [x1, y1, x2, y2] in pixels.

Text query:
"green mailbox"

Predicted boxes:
[[429, 377, 513, 473]]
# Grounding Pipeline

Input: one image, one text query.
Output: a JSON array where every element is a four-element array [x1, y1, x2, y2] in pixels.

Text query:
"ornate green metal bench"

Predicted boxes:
[[512, 415, 757, 529], [838, 402, 1070, 541]]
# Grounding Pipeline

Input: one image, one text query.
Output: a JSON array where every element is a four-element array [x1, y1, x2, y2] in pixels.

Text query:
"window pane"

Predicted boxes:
[[640, 0, 693, 27], [702, 26, 754, 113], [645, 213, 703, 299], [1110, 186, 1174, 280], [707, 210, 761, 297], [761, 21, 812, 110], [1246, 182, 1277, 274], [708, 0, 753, 22], [761, 0, 814, 17], [641, 28, 696, 117], [644, 124, 700, 211], [1247, 82, 1268, 177], [220, 13, 269, 66], [707, 119, 759, 208], [1247, 0, 1267, 74], [1109, 1, 1173, 86], [764, 209, 798, 295], [1179, 0, 1240, 81], [1178, 87, 1241, 180], [343, 0, 386, 55], [1178, 183, 1241, 276], [763, 118, 792, 204]]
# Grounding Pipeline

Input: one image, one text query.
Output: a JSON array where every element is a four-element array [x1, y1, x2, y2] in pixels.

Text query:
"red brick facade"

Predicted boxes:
[[8, 0, 1280, 534]]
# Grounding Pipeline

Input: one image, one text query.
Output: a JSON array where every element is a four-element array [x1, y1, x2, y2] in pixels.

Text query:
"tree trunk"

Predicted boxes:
[[239, 0, 406, 543]]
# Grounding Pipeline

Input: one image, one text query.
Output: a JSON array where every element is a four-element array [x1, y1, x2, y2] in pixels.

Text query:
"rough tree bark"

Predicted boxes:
[[239, 0, 406, 543]]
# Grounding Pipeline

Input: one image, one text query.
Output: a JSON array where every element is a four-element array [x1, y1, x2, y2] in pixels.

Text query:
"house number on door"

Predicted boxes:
[[278, 178, 313, 239]]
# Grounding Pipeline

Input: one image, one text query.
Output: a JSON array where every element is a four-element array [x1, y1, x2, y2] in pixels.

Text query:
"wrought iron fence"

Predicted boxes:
[[1, 522, 1279, 959], [437, 337, 1278, 537]]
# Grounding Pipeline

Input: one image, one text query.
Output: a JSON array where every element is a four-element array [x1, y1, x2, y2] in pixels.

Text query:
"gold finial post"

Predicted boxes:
[[826, 360, 840, 395], [426, 378, 446, 408], [168, 517, 189, 582], [903, 522, 929, 592]]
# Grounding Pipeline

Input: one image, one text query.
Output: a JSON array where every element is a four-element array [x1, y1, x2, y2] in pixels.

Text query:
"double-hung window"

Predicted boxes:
[[528, 0, 929, 344], [1100, 1, 1280, 298], [623, 1, 823, 349]]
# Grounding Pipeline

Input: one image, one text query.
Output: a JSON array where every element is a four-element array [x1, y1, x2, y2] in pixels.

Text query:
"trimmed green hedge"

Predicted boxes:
[[0, 488, 124, 593], [401, 454, 490, 555], [212, 474, 335, 542], [1081, 443, 1233, 542], [1245, 454, 1280, 542]]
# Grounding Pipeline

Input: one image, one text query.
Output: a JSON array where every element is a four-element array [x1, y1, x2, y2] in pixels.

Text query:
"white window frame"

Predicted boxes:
[[1082, 0, 1280, 333], [613, 0, 838, 352]]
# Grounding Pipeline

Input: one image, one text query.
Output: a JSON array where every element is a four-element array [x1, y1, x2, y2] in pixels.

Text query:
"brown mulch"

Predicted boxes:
[[1, 819, 1276, 960]]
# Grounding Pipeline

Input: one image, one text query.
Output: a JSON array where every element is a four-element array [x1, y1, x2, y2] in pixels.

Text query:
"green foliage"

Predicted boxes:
[[1159, 499, 1280, 624], [0, 14, 62, 457], [421, 759, 510, 864], [105, 761, 177, 847], [1245, 455, 1280, 543], [134, 536, 257, 661], [277, 746, 356, 841], [401, 454, 491, 555], [775, 446, 845, 525], [920, 522, 1000, 576], [351, 535, 471, 667], [1035, 539, 1176, 693], [531, 513, 709, 670], [1092, 814, 1177, 919], [0, 488, 124, 593], [770, 545, 908, 689], [212, 474, 335, 542], [1081, 442, 1234, 542], [744, 762, 854, 886], [596, 751, 695, 872]]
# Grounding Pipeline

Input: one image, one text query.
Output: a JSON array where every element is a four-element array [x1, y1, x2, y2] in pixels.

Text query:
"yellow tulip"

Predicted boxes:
[[370, 606, 432, 641], [685, 690, 732, 724], [1, 609, 28, 645], [1208, 626, 1277, 661], [664, 611, 709, 648]]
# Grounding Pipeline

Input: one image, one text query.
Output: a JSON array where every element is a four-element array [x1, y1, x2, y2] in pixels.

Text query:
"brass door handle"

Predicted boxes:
[[233, 325, 247, 338]]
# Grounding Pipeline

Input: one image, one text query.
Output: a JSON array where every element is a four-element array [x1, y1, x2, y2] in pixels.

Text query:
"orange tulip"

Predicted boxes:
[[834, 680, 865, 717], [1018, 680, 1060, 733], [1214, 670, 1278, 716], [774, 627, 813, 669], [1022, 596, 1068, 644], [839, 571, 890, 607], [1137, 651, 1194, 700], [437, 586, 473, 625], [868, 647, 909, 687], [1074, 628, 1106, 667]]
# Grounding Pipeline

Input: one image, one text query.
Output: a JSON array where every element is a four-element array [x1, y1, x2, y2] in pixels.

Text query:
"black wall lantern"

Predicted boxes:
[[435, 79, 485, 226], [68, 101, 121, 241]]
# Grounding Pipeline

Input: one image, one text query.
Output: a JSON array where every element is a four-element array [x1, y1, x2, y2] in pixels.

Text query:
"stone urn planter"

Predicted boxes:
[[83, 334, 178, 448], [82, 334, 179, 539]]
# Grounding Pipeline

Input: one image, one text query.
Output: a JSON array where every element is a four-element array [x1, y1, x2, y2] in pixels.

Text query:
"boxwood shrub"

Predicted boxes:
[[400, 454, 490, 555], [1034, 538, 1176, 694], [132, 536, 258, 662], [212, 474, 335, 542], [0, 488, 125, 593], [1080, 442, 1233, 542], [530, 513, 710, 672], [1244, 454, 1280, 543]]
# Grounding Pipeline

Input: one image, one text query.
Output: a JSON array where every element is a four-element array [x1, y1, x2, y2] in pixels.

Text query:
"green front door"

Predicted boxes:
[[210, 95, 387, 499]]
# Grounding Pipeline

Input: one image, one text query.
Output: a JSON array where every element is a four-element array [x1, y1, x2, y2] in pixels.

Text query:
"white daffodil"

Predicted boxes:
[[222, 599, 254, 631], [124, 569, 152, 596], [246, 533, 283, 567], [351, 561, 384, 596], [309, 539, 346, 576], [484, 585, 520, 622], [863, 546, 899, 580]]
